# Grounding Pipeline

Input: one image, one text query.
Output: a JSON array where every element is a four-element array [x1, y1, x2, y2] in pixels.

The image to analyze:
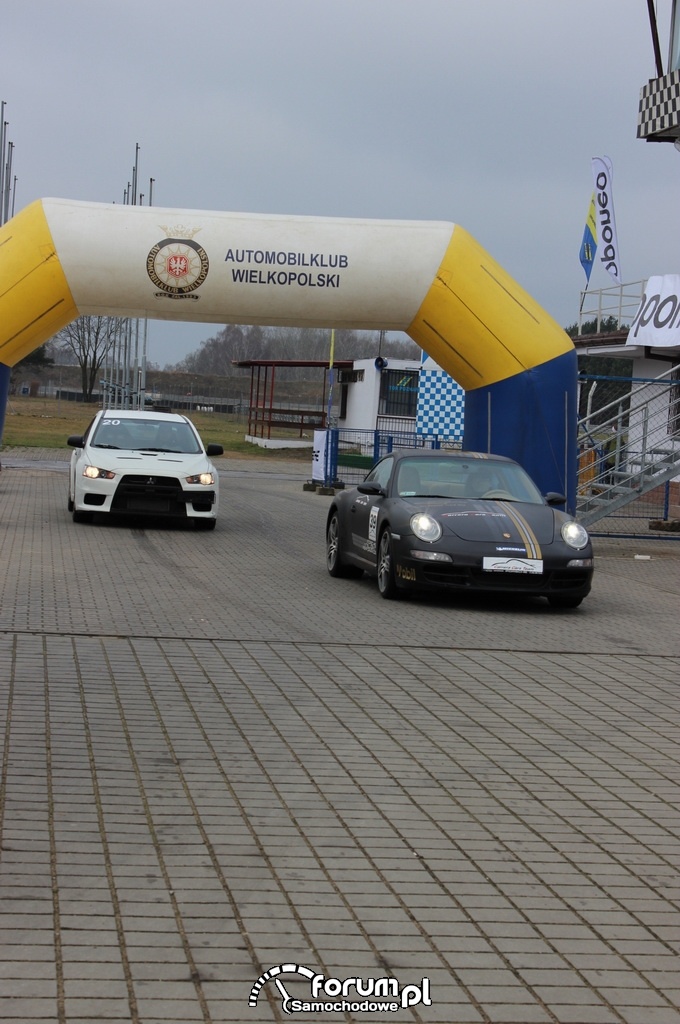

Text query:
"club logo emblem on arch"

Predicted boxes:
[[146, 227, 209, 299]]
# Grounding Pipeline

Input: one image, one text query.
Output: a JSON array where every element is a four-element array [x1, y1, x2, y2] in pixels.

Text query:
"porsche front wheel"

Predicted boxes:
[[327, 511, 362, 578], [377, 527, 399, 599]]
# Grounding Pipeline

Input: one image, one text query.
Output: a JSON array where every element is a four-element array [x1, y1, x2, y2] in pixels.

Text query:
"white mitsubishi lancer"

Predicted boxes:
[[67, 409, 223, 529]]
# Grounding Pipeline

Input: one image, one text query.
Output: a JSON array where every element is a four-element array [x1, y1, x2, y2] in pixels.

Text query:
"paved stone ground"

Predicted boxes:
[[0, 451, 679, 1024]]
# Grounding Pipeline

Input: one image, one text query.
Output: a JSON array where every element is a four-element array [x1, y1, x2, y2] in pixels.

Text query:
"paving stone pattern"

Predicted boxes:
[[0, 453, 679, 1024]]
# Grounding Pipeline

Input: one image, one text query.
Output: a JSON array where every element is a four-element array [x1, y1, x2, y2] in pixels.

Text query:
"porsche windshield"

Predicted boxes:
[[396, 458, 544, 503]]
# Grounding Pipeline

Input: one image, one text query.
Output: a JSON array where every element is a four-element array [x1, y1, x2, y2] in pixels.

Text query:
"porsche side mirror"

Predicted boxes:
[[357, 481, 384, 496]]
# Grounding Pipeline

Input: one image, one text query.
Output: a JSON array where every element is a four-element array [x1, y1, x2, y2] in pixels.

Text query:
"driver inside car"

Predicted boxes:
[[465, 467, 496, 497]]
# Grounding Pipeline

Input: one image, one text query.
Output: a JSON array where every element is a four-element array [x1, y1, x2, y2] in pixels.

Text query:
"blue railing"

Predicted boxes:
[[326, 427, 462, 486]]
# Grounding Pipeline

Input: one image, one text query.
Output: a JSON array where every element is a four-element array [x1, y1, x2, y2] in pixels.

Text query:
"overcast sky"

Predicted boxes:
[[3, 0, 679, 366]]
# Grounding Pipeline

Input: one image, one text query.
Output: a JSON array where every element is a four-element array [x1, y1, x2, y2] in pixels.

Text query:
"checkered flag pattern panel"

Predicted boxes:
[[416, 370, 465, 436], [638, 69, 680, 139]]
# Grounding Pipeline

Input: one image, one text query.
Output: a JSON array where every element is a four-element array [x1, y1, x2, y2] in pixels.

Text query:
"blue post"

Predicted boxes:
[[0, 364, 11, 443]]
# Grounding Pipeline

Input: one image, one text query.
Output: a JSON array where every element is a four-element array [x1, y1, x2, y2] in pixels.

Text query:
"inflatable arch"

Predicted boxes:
[[0, 198, 577, 509]]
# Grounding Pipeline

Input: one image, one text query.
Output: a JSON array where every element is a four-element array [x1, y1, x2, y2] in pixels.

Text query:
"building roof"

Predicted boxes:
[[573, 330, 679, 361]]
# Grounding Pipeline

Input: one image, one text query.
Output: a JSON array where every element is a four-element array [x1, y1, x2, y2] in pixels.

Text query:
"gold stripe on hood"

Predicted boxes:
[[497, 501, 542, 559]]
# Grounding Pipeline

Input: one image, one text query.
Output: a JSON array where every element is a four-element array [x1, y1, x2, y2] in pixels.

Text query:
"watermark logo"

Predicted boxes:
[[249, 963, 432, 1015]]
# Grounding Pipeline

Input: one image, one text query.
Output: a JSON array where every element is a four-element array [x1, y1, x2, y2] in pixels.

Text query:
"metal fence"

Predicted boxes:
[[328, 427, 462, 487], [577, 369, 680, 524], [46, 384, 250, 417], [577, 280, 645, 334]]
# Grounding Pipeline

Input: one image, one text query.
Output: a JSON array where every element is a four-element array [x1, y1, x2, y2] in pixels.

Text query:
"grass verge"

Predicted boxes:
[[1, 396, 311, 461]]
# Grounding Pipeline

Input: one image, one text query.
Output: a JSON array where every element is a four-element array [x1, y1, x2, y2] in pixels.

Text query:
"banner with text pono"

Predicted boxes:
[[627, 275, 680, 348]]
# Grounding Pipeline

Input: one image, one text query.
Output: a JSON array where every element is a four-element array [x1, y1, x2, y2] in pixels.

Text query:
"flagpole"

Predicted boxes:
[[324, 328, 336, 487], [578, 191, 598, 325]]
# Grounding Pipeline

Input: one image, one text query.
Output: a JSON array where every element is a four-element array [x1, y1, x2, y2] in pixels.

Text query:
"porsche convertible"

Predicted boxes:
[[325, 450, 593, 608]]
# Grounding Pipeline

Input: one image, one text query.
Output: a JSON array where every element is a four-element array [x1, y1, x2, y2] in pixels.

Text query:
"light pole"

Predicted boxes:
[[0, 102, 16, 227], [108, 148, 156, 409]]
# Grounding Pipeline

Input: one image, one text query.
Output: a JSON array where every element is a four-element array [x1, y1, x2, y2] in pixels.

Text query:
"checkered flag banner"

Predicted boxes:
[[417, 369, 465, 438], [638, 69, 680, 141]]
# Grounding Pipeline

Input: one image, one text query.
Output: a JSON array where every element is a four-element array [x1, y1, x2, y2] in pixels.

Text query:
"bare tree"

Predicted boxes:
[[174, 325, 421, 378], [53, 316, 126, 402]]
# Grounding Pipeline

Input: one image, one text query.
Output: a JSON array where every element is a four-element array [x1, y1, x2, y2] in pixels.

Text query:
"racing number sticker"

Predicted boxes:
[[368, 506, 379, 543]]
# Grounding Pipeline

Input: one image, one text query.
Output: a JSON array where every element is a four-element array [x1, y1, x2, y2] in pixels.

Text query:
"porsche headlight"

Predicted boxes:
[[83, 465, 115, 480], [410, 512, 442, 543], [561, 521, 589, 550], [186, 472, 215, 486]]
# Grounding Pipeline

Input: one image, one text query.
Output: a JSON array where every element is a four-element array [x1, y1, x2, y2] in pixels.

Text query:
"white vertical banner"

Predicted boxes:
[[312, 430, 327, 481], [591, 156, 622, 285], [627, 275, 680, 347]]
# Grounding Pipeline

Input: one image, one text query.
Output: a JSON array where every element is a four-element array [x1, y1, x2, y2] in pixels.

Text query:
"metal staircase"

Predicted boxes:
[[576, 364, 680, 526]]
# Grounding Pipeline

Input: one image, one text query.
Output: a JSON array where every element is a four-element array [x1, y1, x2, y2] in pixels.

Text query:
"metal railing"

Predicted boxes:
[[327, 427, 462, 486], [576, 365, 680, 525], [578, 280, 644, 334]]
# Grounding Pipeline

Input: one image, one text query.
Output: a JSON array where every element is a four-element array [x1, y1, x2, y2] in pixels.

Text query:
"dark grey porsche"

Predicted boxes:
[[325, 450, 594, 608]]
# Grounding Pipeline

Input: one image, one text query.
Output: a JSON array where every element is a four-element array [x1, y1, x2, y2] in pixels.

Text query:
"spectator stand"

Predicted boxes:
[[232, 359, 353, 443]]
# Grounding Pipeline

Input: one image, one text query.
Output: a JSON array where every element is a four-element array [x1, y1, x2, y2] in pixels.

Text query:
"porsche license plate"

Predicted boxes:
[[483, 557, 543, 574]]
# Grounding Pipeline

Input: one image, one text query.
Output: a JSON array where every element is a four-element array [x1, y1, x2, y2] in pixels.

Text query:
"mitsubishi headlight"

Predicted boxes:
[[561, 521, 589, 550], [410, 512, 442, 543], [83, 465, 115, 480], [186, 471, 215, 486]]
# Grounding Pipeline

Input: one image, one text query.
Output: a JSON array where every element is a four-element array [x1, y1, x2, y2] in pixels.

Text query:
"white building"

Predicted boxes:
[[338, 356, 464, 440]]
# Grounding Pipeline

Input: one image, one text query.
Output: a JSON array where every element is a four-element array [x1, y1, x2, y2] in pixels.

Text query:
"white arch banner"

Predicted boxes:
[[0, 198, 572, 393], [0, 197, 578, 507]]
